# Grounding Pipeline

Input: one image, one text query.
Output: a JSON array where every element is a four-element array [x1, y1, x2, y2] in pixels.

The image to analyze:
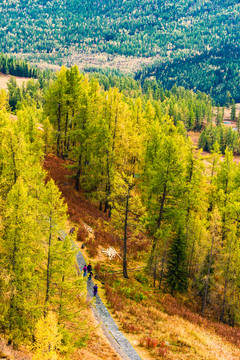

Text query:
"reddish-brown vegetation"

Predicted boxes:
[[44, 155, 112, 252]]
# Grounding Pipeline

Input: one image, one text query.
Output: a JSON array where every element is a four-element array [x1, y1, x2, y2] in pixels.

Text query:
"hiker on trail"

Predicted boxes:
[[93, 284, 98, 296], [69, 227, 75, 234], [83, 265, 87, 277], [88, 271, 93, 282], [87, 263, 92, 273]]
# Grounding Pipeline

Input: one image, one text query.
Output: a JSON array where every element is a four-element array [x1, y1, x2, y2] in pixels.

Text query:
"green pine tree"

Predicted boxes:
[[165, 225, 188, 294]]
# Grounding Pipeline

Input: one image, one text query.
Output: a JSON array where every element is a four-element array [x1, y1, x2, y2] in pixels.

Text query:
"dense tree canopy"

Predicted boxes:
[[1, 64, 240, 356], [43, 67, 240, 325], [1, 1, 239, 104]]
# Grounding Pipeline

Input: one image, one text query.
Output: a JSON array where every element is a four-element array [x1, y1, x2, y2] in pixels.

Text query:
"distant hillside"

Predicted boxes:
[[1, 0, 239, 103], [136, 43, 240, 105], [2, 0, 239, 57]]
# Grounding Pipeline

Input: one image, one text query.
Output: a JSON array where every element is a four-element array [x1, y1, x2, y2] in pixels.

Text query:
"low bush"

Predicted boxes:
[[86, 238, 98, 258], [122, 320, 142, 334], [157, 342, 169, 357], [135, 272, 149, 285], [77, 226, 88, 242]]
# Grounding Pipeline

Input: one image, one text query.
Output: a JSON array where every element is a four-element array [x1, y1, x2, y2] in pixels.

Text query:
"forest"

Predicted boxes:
[[136, 43, 240, 105], [1, 0, 239, 104], [0, 65, 240, 359], [0, 52, 40, 78], [0, 90, 87, 357]]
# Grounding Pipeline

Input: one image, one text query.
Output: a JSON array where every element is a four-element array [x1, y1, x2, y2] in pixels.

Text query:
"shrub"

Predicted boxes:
[[94, 262, 101, 274], [158, 342, 168, 357], [135, 272, 149, 285], [86, 238, 98, 258], [122, 320, 142, 334], [145, 337, 158, 349], [122, 286, 147, 302], [77, 226, 88, 242]]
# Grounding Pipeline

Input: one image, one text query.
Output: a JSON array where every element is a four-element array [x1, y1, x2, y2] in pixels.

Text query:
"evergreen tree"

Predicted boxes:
[[143, 118, 187, 272], [165, 225, 188, 294], [230, 100, 236, 122], [44, 67, 68, 157]]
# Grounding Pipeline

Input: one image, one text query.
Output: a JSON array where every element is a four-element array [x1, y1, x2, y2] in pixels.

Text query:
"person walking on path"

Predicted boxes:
[[93, 284, 98, 296], [83, 265, 87, 277], [69, 227, 75, 234], [87, 263, 92, 273], [88, 271, 93, 282]]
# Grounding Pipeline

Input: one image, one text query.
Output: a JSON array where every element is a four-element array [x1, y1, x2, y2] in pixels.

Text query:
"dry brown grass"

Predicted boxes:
[[29, 50, 162, 75], [103, 277, 240, 360], [0, 73, 33, 90], [71, 303, 121, 360]]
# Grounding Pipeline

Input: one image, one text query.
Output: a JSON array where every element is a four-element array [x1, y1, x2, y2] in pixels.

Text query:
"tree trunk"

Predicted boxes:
[[67, 109, 74, 151], [57, 103, 61, 157], [75, 153, 82, 190], [104, 149, 111, 217], [188, 229, 202, 277], [219, 237, 233, 323], [153, 259, 157, 287], [123, 185, 130, 279], [201, 230, 215, 317], [149, 182, 167, 267], [44, 215, 52, 315], [64, 110, 68, 155]]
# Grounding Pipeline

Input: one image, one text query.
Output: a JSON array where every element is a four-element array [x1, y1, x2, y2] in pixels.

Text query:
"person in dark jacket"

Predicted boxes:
[[93, 284, 98, 296], [69, 227, 75, 234], [87, 263, 92, 273]]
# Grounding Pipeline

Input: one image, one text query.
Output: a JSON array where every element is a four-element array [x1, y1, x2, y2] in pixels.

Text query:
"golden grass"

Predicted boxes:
[[101, 276, 240, 360], [0, 73, 33, 90]]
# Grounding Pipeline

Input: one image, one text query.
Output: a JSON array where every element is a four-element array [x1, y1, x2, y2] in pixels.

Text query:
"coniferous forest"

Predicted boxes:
[[0, 64, 240, 358], [0, 1, 240, 358], [1, 0, 240, 104]]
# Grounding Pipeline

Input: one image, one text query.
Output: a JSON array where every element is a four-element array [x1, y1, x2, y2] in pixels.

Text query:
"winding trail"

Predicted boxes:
[[76, 251, 142, 360], [59, 230, 142, 360]]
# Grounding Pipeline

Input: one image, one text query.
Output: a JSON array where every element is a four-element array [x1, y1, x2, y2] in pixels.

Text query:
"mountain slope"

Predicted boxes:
[[136, 43, 240, 105], [1, 0, 239, 57], [1, 0, 239, 103]]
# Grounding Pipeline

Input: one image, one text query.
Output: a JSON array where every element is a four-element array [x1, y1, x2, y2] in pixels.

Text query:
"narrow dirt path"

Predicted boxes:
[[75, 244, 142, 360], [60, 229, 142, 360]]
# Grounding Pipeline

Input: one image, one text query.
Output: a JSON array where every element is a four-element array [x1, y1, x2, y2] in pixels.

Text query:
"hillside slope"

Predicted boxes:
[[2, 0, 239, 57], [43, 154, 240, 360], [136, 43, 240, 105], [1, 1, 239, 103]]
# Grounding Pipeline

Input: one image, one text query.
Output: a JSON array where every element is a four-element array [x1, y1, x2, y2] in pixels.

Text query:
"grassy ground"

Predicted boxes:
[[43, 154, 240, 360], [0, 72, 32, 90]]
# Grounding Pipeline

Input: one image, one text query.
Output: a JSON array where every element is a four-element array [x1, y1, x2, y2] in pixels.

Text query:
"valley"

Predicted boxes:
[[0, 2, 239, 359]]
